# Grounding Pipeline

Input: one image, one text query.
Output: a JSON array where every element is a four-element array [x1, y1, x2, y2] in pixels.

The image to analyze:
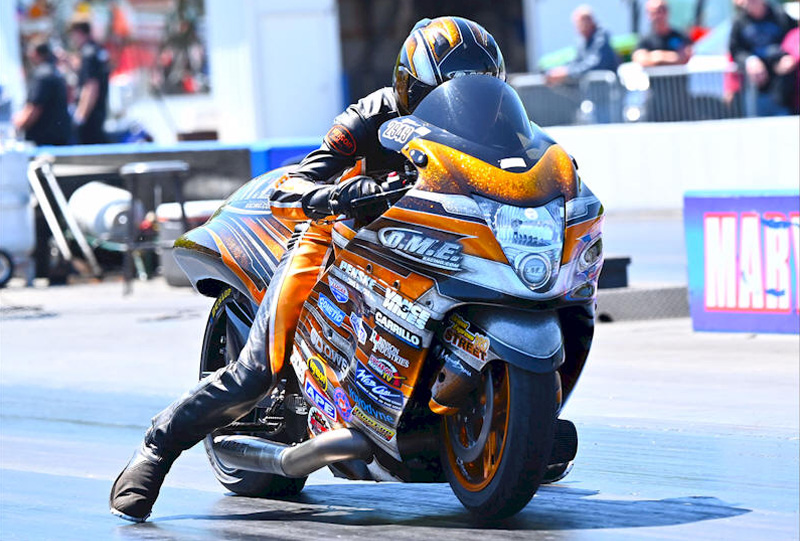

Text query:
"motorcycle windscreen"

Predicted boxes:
[[408, 75, 556, 170]]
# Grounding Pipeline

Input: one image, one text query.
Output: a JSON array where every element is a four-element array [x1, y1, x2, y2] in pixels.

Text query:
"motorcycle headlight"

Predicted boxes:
[[476, 196, 565, 291]]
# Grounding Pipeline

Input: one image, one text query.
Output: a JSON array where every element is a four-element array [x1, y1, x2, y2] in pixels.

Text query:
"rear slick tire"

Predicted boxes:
[[200, 287, 306, 498], [441, 362, 557, 520]]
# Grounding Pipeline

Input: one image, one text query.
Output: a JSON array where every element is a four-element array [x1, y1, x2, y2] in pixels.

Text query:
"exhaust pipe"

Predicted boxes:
[[213, 428, 374, 478]]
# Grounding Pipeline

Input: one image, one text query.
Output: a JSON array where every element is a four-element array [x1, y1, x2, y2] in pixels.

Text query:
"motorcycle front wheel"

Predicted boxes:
[[441, 361, 557, 520], [200, 287, 307, 498]]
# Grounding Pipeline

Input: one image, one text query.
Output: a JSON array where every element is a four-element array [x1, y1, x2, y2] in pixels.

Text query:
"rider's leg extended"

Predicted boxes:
[[109, 222, 333, 522]]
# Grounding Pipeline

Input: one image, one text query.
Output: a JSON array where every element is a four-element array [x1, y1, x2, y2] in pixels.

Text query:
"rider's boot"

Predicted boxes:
[[109, 311, 273, 522]]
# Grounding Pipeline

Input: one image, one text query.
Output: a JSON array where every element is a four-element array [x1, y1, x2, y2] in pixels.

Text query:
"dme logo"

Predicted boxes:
[[704, 212, 800, 312]]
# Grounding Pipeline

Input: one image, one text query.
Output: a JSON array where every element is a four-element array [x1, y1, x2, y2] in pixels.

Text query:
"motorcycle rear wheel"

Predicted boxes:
[[441, 361, 557, 520], [200, 287, 307, 498]]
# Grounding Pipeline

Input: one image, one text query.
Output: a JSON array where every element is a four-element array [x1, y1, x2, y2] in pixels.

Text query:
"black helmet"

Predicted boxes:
[[393, 17, 506, 114]]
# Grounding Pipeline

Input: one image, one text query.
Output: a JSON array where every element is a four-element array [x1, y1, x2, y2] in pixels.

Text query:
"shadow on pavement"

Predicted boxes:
[[136, 483, 750, 533]]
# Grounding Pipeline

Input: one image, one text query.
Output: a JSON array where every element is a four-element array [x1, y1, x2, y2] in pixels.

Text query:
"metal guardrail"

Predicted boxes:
[[510, 59, 754, 126], [510, 71, 622, 127], [617, 59, 746, 123]]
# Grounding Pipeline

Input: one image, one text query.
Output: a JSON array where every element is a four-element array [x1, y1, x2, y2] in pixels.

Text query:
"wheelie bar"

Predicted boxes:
[[213, 428, 374, 478]]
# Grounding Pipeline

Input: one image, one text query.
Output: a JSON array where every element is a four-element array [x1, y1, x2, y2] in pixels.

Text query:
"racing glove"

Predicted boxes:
[[301, 175, 386, 220]]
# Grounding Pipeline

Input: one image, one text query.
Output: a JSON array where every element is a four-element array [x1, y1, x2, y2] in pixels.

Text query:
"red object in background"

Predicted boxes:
[[723, 53, 742, 98], [687, 25, 710, 43]]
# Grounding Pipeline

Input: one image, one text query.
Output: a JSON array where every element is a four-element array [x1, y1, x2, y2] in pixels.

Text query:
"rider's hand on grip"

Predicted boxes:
[[330, 176, 385, 220], [301, 175, 387, 221]]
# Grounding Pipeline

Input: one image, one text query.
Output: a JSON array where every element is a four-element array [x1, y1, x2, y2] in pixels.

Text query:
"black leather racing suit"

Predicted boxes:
[[143, 88, 408, 462]]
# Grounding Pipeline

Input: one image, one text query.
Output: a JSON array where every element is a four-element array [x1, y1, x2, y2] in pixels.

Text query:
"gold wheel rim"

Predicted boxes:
[[444, 362, 511, 492]]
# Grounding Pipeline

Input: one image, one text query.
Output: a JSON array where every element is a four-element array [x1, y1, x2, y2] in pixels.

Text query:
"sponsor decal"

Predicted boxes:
[[350, 312, 367, 344], [328, 276, 349, 304], [310, 328, 349, 374], [369, 328, 410, 368], [290, 348, 307, 383], [308, 407, 330, 436], [348, 386, 394, 424], [319, 293, 346, 326], [325, 124, 356, 156], [304, 379, 336, 421], [375, 310, 422, 348], [382, 288, 431, 330], [332, 387, 352, 422], [378, 227, 463, 271], [308, 355, 328, 392], [355, 363, 404, 410], [383, 119, 416, 145], [367, 355, 405, 388], [352, 406, 396, 442], [338, 260, 376, 290], [443, 314, 490, 362]]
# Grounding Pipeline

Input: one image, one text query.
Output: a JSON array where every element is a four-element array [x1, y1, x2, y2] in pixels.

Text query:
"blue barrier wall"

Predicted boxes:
[[684, 190, 800, 334], [38, 137, 321, 179]]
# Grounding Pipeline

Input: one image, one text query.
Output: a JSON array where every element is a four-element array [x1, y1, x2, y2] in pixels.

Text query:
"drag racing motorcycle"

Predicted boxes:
[[173, 75, 604, 519]]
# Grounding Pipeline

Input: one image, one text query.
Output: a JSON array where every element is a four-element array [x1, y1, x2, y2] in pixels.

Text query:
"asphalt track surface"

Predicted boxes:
[[1, 280, 797, 540]]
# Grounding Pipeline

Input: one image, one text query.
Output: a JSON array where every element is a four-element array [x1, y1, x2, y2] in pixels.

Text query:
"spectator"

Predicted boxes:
[[781, 27, 799, 114], [633, 0, 693, 121], [546, 5, 619, 85], [729, 0, 798, 116], [13, 39, 72, 146], [633, 0, 692, 67], [69, 20, 110, 144]]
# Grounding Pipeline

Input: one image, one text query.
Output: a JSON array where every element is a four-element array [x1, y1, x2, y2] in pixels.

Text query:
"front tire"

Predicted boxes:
[[441, 362, 557, 520], [200, 287, 307, 497]]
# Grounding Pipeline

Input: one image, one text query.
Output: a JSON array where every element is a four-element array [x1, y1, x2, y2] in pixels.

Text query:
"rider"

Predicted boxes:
[[109, 16, 509, 522]]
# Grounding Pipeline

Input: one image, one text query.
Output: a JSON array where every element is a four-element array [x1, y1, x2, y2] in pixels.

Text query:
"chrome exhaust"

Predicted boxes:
[[213, 428, 374, 478]]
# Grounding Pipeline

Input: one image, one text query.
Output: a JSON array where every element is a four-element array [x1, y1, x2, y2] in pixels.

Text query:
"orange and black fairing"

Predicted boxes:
[[370, 74, 604, 305], [173, 168, 300, 303]]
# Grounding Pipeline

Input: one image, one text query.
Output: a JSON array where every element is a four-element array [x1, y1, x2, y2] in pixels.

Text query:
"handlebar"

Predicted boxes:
[[349, 185, 413, 212]]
